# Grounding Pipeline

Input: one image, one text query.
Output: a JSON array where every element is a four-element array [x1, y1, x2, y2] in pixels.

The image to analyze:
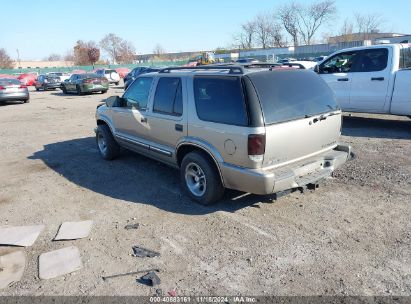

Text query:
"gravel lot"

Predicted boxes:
[[0, 86, 410, 296]]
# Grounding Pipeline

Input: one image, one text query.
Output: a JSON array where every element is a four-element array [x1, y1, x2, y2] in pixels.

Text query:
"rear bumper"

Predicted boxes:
[[220, 145, 352, 195], [0, 92, 29, 101]]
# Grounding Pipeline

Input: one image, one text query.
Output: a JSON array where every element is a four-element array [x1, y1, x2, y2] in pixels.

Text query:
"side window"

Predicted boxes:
[[153, 77, 183, 116], [123, 77, 153, 110], [399, 47, 411, 69], [193, 76, 248, 126], [319, 51, 360, 74], [357, 48, 388, 72], [69, 75, 75, 81]]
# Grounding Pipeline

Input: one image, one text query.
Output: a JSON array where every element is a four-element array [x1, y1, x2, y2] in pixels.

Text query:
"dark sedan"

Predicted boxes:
[[35, 75, 62, 91], [124, 67, 161, 90], [0, 78, 30, 104], [61, 73, 109, 95]]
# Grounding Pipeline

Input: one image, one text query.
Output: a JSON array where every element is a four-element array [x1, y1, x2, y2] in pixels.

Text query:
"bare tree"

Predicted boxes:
[[254, 14, 285, 49], [354, 13, 384, 40], [153, 44, 166, 56], [45, 53, 62, 61], [100, 33, 136, 64], [0, 48, 14, 69], [87, 48, 100, 67], [73, 40, 99, 65], [296, 0, 337, 45], [277, 3, 300, 47], [339, 18, 354, 41], [241, 21, 256, 49]]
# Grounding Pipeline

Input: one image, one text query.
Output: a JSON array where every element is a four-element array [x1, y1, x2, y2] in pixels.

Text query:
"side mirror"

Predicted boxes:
[[314, 65, 320, 74], [106, 96, 127, 107]]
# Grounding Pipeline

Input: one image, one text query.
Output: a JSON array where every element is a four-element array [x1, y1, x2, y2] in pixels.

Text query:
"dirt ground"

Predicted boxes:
[[0, 86, 410, 296]]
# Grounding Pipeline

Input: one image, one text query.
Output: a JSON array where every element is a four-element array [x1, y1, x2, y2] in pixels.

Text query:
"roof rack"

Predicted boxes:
[[243, 62, 306, 69], [159, 65, 245, 75]]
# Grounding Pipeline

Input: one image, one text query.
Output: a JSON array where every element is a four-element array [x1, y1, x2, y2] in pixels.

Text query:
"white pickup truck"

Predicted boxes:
[[315, 44, 411, 117]]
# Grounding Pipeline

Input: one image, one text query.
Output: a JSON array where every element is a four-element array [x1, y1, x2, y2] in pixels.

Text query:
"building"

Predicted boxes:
[[328, 32, 410, 44], [12, 60, 74, 69]]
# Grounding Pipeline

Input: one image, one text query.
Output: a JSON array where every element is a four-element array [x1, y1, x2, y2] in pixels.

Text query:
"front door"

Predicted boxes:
[[318, 50, 361, 110], [112, 77, 154, 150]]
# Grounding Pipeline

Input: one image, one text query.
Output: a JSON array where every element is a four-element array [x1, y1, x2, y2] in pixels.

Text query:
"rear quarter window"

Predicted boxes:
[[399, 47, 411, 69], [247, 70, 339, 125], [193, 76, 248, 126]]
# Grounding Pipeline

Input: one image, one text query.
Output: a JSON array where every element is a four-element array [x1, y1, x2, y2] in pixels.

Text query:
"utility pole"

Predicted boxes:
[[16, 49, 21, 69]]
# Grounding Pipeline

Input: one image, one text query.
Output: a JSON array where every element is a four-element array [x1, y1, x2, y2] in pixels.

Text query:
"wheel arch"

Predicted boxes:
[[176, 142, 225, 187]]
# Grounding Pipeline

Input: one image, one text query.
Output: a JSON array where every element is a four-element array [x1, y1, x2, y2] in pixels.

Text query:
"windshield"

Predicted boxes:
[[246, 70, 339, 125]]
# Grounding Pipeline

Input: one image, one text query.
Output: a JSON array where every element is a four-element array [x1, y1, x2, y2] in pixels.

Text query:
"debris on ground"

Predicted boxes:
[[124, 223, 139, 230], [155, 288, 163, 296], [138, 271, 161, 286], [54, 220, 93, 241], [132, 246, 160, 258], [39, 246, 83, 280], [0, 225, 45, 247], [168, 290, 177, 296], [0, 251, 26, 289], [102, 269, 160, 281]]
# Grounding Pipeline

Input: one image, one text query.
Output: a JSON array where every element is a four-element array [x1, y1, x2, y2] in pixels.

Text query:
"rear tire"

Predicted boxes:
[[61, 86, 67, 94], [96, 124, 120, 160], [180, 151, 224, 205], [101, 90, 107, 94]]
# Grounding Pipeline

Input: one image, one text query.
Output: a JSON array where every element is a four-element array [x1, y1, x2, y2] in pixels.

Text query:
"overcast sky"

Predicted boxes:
[[1, 0, 410, 60]]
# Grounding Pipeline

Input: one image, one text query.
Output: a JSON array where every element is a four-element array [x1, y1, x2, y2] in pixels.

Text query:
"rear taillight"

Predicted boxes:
[[83, 79, 93, 83], [0, 86, 5, 90], [19, 85, 27, 88], [248, 134, 266, 162]]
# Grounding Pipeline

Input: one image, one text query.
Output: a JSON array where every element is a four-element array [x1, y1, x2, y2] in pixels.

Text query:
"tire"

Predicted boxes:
[[35, 87, 39, 91], [24, 99, 30, 103], [96, 124, 120, 160], [61, 86, 67, 94], [180, 151, 224, 205], [101, 90, 107, 94], [115, 82, 119, 86], [76, 85, 83, 96]]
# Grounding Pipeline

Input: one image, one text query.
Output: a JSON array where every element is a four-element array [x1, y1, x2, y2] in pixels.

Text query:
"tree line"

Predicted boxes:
[[233, 0, 384, 50]]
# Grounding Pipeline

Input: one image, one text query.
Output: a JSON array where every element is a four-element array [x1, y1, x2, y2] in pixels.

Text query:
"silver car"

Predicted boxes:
[[95, 65, 352, 205], [0, 78, 30, 104]]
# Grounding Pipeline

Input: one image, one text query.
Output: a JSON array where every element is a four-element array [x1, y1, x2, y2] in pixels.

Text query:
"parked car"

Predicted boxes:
[[236, 58, 260, 64], [17, 73, 37, 86], [96, 69, 120, 85], [0, 78, 30, 104], [60, 73, 109, 95], [315, 43, 411, 117], [95, 65, 352, 205], [47, 72, 70, 82], [35, 75, 62, 91], [123, 67, 161, 90]]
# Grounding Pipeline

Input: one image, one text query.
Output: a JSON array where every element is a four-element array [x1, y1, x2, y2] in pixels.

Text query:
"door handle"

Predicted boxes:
[[175, 124, 183, 132], [371, 77, 385, 81], [141, 117, 147, 123], [337, 78, 349, 82]]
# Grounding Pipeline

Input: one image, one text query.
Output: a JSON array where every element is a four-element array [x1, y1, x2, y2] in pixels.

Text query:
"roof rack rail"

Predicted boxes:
[[159, 65, 245, 75], [243, 62, 306, 69]]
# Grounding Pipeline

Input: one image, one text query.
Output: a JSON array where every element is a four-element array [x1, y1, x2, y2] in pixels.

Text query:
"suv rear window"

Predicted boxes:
[[247, 70, 339, 125], [193, 76, 248, 126]]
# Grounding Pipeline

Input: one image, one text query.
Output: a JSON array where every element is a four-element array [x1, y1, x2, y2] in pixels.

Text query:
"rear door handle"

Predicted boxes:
[[371, 77, 385, 81], [337, 78, 349, 82], [141, 117, 147, 123]]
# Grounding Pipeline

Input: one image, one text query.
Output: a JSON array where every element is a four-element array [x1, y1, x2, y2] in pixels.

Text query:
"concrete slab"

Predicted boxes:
[[0, 251, 26, 289], [0, 225, 45, 247], [39, 246, 83, 280], [54, 220, 93, 241]]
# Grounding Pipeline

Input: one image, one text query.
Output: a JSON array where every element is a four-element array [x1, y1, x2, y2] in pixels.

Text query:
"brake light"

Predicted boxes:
[[20, 85, 27, 88], [0, 86, 5, 90], [248, 134, 266, 161], [83, 79, 93, 83]]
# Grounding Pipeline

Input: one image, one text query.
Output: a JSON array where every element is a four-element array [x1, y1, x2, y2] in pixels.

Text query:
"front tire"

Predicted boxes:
[[96, 124, 120, 160], [180, 151, 224, 205], [76, 85, 83, 96]]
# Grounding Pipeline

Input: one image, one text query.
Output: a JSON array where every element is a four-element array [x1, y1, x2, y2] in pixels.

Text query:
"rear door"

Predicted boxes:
[[144, 76, 187, 162], [348, 48, 391, 112], [318, 50, 361, 109], [247, 70, 342, 168]]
